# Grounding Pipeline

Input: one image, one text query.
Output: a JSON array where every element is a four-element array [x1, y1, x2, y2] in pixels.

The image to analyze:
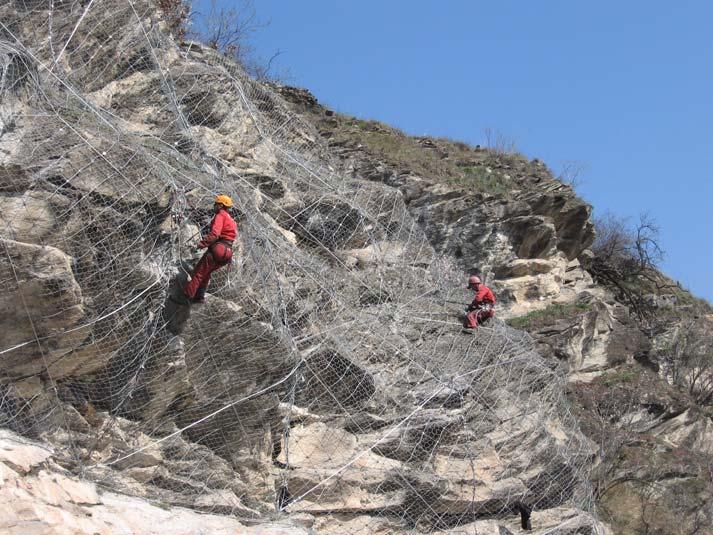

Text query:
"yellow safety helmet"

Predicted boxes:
[[214, 194, 233, 208]]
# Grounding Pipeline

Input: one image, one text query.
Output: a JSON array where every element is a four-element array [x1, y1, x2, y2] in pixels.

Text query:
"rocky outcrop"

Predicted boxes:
[[276, 78, 713, 535], [511, 292, 652, 381], [0, 429, 308, 535], [3, 2, 711, 534], [0, 6, 603, 529], [0, 239, 86, 378], [278, 89, 595, 313]]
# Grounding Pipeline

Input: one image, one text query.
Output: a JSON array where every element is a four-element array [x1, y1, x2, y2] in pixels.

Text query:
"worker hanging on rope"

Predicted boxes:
[[463, 275, 496, 330], [183, 194, 237, 304]]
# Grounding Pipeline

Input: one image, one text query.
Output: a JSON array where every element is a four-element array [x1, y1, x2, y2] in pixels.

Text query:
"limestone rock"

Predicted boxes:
[[279, 421, 405, 513], [495, 258, 557, 278], [0, 239, 86, 378], [654, 408, 713, 455], [527, 192, 595, 260], [0, 430, 309, 535], [0, 3, 643, 534], [0, 191, 57, 243], [0, 429, 52, 473]]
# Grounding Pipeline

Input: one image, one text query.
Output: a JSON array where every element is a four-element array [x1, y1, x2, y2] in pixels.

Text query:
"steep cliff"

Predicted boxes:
[[0, 2, 710, 534], [274, 72, 713, 535]]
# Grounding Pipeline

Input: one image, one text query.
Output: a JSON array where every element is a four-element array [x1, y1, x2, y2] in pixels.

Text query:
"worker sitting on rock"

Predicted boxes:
[[184, 194, 237, 304], [463, 275, 495, 329]]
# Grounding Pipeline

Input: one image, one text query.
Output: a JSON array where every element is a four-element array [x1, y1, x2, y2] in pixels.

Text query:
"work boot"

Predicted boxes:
[[169, 293, 191, 306], [190, 289, 206, 304]]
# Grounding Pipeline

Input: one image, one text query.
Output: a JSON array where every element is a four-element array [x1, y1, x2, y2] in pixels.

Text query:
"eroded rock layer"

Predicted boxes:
[[3, 2, 707, 535]]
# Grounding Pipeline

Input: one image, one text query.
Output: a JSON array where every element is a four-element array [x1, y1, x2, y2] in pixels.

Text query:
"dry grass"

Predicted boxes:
[[507, 302, 591, 330], [320, 114, 543, 198]]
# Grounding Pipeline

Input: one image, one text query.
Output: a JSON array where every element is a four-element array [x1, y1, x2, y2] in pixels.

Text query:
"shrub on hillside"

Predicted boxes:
[[589, 212, 666, 320], [156, 0, 286, 81], [661, 318, 713, 405], [156, 0, 190, 39]]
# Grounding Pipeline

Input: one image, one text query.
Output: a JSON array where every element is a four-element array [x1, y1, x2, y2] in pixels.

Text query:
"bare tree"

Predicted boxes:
[[156, 0, 190, 39], [590, 212, 667, 319], [663, 319, 713, 404], [482, 127, 517, 156], [190, 0, 288, 81], [578, 371, 713, 534], [193, 0, 262, 57], [592, 212, 632, 262], [248, 49, 287, 82], [557, 160, 586, 189]]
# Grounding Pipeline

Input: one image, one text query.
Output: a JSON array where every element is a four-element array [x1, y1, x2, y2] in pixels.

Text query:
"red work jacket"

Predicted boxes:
[[471, 285, 496, 308], [198, 209, 237, 248]]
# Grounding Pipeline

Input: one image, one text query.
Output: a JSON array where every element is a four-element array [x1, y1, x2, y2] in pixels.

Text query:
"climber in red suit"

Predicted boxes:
[[184, 195, 237, 303], [463, 275, 495, 329]]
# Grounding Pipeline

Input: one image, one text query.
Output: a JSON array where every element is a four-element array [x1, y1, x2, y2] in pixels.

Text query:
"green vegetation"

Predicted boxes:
[[362, 130, 441, 173], [446, 166, 511, 196], [318, 114, 550, 198], [602, 369, 637, 386], [507, 301, 591, 330], [343, 117, 472, 180], [152, 500, 172, 511]]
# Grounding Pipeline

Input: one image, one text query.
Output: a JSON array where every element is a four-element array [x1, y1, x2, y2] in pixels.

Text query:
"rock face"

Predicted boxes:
[[285, 96, 598, 320], [0, 240, 86, 376], [0, 429, 308, 535], [0, 2, 710, 535], [276, 57, 713, 535]]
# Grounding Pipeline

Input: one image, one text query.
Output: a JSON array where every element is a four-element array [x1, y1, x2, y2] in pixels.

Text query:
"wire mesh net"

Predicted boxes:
[[0, 1, 602, 532]]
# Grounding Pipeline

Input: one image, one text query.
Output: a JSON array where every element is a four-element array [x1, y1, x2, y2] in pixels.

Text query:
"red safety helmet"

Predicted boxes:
[[467, 275, 481, 288]]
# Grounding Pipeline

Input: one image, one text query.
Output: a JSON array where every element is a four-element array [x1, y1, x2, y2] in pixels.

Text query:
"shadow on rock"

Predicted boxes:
[[163, 265, 192, 335]]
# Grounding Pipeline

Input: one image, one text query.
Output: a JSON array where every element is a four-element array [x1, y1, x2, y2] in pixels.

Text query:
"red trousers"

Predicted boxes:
[[184, 242, 232, 299], [464, 306, 494, 328]]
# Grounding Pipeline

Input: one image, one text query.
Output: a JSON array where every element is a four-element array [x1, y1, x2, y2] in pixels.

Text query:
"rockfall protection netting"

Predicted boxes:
[[0, 1, 601, 532]]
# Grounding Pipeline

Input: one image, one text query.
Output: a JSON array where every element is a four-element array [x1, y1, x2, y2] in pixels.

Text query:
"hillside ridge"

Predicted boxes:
[[0, 2, 711, 534]]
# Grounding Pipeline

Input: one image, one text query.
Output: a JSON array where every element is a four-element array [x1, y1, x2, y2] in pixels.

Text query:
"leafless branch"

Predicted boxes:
[[483, 127, 517, 156], [662, 319, 713, 405], [188, 0, 289, 81], [557, 160, 586, 189], [589, 212, 666, 320], [156, 0, 190, 39]]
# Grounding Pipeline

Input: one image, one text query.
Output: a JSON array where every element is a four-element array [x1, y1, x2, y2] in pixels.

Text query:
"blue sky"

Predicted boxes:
[[194, 1, 712, 302]]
